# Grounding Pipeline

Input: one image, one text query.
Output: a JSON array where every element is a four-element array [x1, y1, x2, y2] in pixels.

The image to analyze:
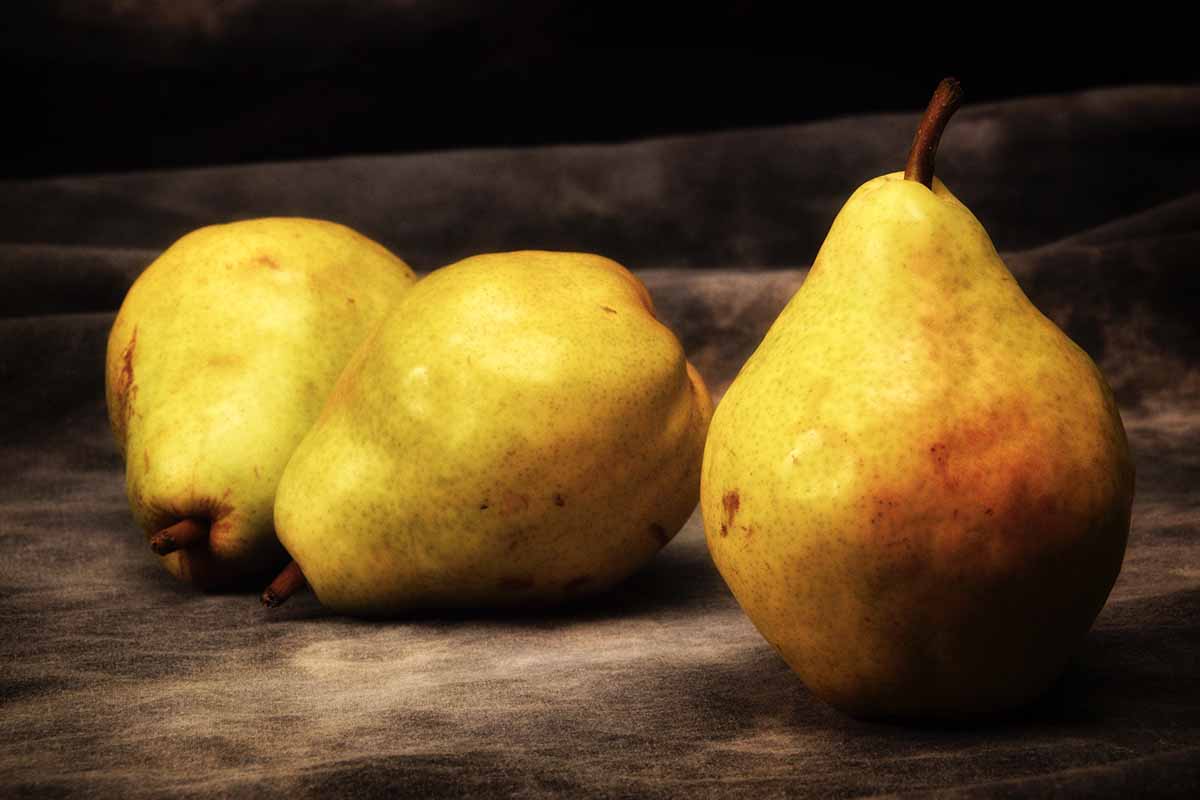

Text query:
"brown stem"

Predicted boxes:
[[261, 561, 307, 608], [903, 78, 964, 188], [149, 518, 208, 556]]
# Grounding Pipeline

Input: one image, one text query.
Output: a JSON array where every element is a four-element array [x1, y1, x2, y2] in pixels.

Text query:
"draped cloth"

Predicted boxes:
[[2, 85, 1198, 797]]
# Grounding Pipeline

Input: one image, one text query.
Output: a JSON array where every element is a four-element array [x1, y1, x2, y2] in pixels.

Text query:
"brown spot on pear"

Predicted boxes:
[[723, 490, 740, 527], [111, 325, 139, 442]]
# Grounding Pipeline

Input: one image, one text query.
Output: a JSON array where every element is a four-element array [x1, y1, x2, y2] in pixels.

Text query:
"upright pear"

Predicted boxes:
[[701, 80, 1134, 718], [265, 250, 712, 615], [106, 218, 416, 589]]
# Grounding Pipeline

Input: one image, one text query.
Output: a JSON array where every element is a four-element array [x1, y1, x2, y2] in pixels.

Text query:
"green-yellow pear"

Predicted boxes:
[[106, 218, 416, 589], [264, 250, 712, 615], [700, 80, 1134, 719]]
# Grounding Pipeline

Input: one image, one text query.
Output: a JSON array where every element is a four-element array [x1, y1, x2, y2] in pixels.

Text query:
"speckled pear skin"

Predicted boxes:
[[701, 174, 1135, 719], [106, 218, 416, 589], [274, 250, 713, 616]]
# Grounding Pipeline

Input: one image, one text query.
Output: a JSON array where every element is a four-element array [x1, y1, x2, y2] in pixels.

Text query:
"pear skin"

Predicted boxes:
[[271, 251, 712, 615], [106, 218, 416, 589], [701, 81, 1134, 719]]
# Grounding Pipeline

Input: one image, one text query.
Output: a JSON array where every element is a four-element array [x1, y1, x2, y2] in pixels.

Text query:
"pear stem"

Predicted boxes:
[[904, 77, 964, 188], [149, 518, 207, 556], [261, 560, 307, 608]]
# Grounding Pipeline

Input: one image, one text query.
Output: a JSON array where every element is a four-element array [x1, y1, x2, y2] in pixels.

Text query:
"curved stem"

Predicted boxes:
[[149, 518, 207, 556], [904, 78, 964, 188], [261, 560, 307, 608]]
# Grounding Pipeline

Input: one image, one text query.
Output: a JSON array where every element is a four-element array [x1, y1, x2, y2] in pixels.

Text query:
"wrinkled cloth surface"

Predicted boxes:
[[1, 86, 1198, 797]]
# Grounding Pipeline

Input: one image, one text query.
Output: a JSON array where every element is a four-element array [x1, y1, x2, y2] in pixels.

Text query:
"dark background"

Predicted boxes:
[[5, 1, 1197, 180]]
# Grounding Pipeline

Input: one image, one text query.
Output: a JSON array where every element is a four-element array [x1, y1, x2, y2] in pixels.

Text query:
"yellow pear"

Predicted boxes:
[[106, 218, 416, 589], [265, 250, 712, 615], [701, 80, 1134, 718]]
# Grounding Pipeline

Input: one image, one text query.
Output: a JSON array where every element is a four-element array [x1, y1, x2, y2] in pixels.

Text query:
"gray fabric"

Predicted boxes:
[[2, 86, 1198, 797]]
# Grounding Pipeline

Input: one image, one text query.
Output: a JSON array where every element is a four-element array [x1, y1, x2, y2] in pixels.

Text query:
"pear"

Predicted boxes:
[[700, 80, 1134, 719], [106, 218, 416, 589], [264, 251, 712, 615]]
